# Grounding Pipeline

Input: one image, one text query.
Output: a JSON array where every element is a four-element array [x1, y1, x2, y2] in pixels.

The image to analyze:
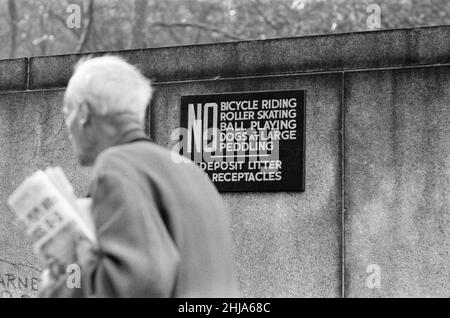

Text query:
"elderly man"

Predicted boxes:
[[41, 56, 239, 297]]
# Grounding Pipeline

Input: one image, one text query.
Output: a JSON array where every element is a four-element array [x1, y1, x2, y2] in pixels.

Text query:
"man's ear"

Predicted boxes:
[[77, 102, 91, 127]]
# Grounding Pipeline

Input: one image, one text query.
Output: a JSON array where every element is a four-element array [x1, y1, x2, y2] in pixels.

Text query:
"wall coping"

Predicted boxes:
[[0, 25, 449, 91]]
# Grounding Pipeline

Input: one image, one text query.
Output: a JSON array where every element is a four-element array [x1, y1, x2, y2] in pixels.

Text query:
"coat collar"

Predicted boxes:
[[114, 128, 151, 146]]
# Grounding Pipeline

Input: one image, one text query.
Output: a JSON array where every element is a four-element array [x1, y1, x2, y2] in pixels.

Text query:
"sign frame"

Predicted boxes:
[[179, 89, 306, 193]]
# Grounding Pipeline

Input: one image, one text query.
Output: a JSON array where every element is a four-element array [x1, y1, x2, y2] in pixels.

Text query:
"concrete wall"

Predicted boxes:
[[0, 90, 90, 297], [153, 75, 343, 297], [345, 66, 450, 297], [0, 25, 449, 297]]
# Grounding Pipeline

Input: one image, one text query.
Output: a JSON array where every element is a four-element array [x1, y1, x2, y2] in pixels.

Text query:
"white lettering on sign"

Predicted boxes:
[[187, 103, 203, 153]]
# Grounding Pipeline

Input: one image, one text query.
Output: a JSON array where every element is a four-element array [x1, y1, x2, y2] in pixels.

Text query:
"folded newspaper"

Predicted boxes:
[[7, 167, 96, 275]]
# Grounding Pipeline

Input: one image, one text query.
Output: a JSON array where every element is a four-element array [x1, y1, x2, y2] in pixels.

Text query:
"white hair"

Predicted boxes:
[[65, 55, 153, 124]]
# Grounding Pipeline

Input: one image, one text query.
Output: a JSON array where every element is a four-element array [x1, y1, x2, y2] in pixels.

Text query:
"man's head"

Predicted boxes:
[[63, 56, 153, 166]]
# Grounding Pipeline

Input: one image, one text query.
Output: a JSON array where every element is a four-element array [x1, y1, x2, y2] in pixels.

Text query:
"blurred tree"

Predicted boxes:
[[131, 0, 149, 48], [0, 0, 448, 59], [7, 0, 18, 58], [76, 0, 95, 52]]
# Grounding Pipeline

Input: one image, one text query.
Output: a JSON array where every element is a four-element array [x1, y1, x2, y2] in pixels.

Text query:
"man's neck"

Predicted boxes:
[[86, 118, 148, 166]]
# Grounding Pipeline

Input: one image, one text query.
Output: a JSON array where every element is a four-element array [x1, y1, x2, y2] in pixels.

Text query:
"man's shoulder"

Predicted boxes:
[[97, 141, 157, 159], [91, 142, 218, 204], [94, 142, 153, 170], [94, 141, 199, 176]]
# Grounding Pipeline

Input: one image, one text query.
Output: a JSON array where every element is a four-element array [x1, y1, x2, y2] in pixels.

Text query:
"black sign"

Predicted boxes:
[[179, 90, 306, 192]]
